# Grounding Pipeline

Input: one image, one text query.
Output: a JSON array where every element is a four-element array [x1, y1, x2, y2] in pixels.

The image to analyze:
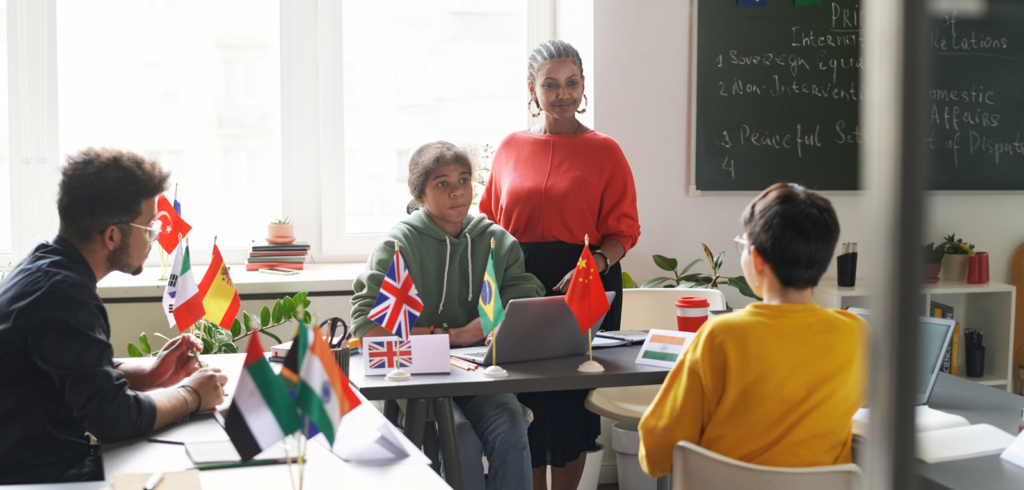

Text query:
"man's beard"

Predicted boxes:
[[107, 231, 143, 276]]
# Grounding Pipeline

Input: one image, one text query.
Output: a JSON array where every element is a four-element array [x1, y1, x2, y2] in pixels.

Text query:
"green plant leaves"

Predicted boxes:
[[680, 259, 702, 276], [621, 271, 637, 289], [221, 343, 238, 354], [127, 343, 143, 357], [230, 319, 242, 338], [153, 332, 171, 343], [728, 276, 762, 300], [201, 336, 214, 354], [641, 276, 674, 288], [243, 312, 253, 334], [713, 251, 725, 272], [702, 243, 716, 270], [261, 305, 271, 327], [259, 329, 283, 345], [653, 255, 678, 272], [138, 333, 151, 355], [282, 297, 295, 319], [293, 291, 310, 309], [272, 300, 283, 324], [303, 310, 312, 324]]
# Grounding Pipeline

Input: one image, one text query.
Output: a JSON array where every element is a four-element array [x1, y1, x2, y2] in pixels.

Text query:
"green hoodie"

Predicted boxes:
[[351, 211, 545, 338]]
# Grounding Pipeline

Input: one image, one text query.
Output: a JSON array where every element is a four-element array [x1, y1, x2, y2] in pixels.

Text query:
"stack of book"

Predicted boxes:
[[245, 241, 310, 271]]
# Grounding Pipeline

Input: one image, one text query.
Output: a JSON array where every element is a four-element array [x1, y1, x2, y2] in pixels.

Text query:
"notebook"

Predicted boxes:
[[916, 424, 1016, 463], [852, 405, 969, 437]]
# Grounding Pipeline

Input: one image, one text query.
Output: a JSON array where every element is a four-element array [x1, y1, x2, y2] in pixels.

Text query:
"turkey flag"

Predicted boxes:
[[155, 194, 192, 254]]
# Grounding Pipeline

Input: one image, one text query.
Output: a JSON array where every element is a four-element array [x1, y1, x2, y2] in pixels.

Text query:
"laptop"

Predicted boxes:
[[847, 307, 957, 405], [452, 292, 616, 366]]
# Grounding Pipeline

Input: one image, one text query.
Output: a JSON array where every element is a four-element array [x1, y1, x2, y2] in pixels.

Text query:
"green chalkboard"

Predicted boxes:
[[693, 0, 1024, 191]]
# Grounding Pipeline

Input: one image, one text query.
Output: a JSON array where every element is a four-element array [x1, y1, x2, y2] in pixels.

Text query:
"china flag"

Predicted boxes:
[[199, 244, 241, 329], [155, 195, 192, 254], [565, 243, 610, 335]]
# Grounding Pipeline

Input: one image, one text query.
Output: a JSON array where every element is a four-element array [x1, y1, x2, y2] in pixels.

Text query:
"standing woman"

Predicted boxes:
[[479, 40, 641, 490]]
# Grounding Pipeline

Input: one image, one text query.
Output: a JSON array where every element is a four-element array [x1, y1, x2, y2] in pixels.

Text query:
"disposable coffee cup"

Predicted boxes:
[[676, 297, 710, 333]]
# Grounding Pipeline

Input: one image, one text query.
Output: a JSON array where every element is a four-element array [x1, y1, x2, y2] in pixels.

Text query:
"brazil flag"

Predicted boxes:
[[477, 247, 505, 336]]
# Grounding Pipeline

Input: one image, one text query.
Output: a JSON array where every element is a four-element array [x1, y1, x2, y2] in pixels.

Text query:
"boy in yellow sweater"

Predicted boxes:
[[638, 182, 868, 478]]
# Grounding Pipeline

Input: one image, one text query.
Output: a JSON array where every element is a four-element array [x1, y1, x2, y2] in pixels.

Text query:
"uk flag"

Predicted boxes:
[[367, 339, 413, 370], [368, 249, 423, 340]]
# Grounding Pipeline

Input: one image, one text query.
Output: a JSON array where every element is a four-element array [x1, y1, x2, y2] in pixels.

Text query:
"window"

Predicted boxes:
[[341, 0, 527, 234], [55, 0, 282, 256], [0, 5, 9, 255]]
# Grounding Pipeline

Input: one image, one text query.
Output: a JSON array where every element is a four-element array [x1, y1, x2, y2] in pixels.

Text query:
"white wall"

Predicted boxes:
[[593, 0, 1024, 309]]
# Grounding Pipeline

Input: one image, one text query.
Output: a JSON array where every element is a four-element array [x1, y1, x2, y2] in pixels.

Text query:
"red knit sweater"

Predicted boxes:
[[479, 130, 641, 254]]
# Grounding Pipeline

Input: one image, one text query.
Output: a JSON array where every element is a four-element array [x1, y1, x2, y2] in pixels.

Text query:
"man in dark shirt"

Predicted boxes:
[[0, 148, 229, 484]]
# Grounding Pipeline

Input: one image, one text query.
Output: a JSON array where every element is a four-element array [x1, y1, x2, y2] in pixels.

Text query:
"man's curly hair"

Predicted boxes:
[[58, 148, 170, 243]]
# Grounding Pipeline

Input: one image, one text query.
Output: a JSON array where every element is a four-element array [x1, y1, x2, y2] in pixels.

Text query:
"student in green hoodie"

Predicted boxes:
[[352, 141, 544, 490]]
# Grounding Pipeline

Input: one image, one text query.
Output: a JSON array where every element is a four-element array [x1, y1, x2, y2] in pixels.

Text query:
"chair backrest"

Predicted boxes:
[[620, 288, 727, 331], [672, 441, 864, 490]]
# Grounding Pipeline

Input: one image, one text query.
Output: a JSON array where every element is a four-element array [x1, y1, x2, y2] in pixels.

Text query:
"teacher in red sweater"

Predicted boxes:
[[479, 40, 641, 490]]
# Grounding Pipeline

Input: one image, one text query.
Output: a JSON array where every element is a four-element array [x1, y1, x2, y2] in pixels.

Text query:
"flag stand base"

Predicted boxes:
[[482, 365, 508, 378], [577, 360, 605, 373], [386, 368, 412, 382]]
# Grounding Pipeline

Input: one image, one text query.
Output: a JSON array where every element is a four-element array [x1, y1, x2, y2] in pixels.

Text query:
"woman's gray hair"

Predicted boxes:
[[406, 141, 477, 213], [528, 40, 584, 86]]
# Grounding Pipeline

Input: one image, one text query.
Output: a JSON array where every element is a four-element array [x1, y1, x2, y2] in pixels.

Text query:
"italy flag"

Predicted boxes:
[[171, 244, 205, 333], [224, 334, 301, 461], [294, 323, 361, 444]]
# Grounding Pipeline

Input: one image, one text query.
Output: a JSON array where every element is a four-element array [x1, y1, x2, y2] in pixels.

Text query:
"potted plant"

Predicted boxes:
[[923, 243, 945, 284], [940, 233, 974, 282], [631, 243, 761, 309], [267, 217, 295, 245]]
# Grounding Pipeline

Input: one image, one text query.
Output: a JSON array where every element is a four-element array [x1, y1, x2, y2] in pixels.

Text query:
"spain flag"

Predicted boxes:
[[199, 244, 241, 329], [477, 243, 505, 337]]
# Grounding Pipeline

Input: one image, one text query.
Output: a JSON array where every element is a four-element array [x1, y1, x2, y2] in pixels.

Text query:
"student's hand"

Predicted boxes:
[[181, 367, 228, 412], [146, 334, 204, 389], [553, 268, 575, 293], [449, 318, 484, 347]]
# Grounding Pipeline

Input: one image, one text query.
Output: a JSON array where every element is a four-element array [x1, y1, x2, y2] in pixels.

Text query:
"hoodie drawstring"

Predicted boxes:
[[439, 236, 451, 314], [466, 233, 473, 301]]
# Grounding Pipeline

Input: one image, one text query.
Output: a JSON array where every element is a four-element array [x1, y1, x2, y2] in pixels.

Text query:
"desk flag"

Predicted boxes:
[[478, 245, 504, 337], [224, 334, 301, 461], [155, 195, 191, 254], [171, 244, 205, 333], [293, 322, 361, 445], [565, 242, 609, 335], [199, 244, 241, 330], [368, 245, 423, 340], [162, 245, 184, 329]]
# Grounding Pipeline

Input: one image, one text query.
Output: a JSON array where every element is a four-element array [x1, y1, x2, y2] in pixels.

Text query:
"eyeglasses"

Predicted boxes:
[[111, 221, 162, 243], [734, 235, 750, 256]]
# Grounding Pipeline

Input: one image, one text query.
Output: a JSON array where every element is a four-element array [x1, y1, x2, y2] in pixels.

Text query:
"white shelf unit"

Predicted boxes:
[[815, 281, 1016, 392]]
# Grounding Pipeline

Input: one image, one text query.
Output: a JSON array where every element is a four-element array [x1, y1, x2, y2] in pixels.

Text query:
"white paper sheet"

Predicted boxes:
[[916, 424, 1015, 463]]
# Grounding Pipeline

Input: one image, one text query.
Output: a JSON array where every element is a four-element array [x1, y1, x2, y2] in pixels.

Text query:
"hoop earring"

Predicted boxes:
[[528, 97, 542, 117], [576, 94, 588, 114]]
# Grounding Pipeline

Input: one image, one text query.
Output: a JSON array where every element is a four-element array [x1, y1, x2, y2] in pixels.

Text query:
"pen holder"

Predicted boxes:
[[837, 253, 858, 287], [966, 347, 985, 378], [333, 346, 351, 379], [967, 252, 990, 284]]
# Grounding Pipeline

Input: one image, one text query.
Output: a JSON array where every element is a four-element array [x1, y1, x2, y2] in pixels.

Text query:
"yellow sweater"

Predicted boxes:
[[638, 303, 868, 478]]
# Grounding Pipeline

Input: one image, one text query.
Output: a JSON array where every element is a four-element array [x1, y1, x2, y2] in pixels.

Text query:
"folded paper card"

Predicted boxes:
[[916, 423, 1015, 463], [1000, 427, 1024, 469], [363, 335, 450, 375], [635, 330, 696, 369], [852, 405, 969, 438]]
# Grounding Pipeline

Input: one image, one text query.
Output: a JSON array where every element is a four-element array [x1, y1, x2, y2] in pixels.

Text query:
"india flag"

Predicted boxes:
[[224, 334, 301, 461], [171, 244, 205, 333], [639, 333, 694, 363], [295, 323, 361, 445]]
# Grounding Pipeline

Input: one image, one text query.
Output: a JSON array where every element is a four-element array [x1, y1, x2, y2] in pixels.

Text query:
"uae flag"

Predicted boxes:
[[224, 334, 301, 461], [171, 244, 205, 333]]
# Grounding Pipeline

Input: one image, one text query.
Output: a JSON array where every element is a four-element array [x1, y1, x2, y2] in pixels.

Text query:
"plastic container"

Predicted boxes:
[[611, 422, 657, 490], [675, 297, 710, 332]]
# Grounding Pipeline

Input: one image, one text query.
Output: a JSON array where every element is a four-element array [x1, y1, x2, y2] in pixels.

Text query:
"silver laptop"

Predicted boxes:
[[452, 292, 616, 366], [847, 307, 956, 405]]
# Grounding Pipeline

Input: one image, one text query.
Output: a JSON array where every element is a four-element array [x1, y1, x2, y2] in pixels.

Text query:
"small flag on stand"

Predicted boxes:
[[224, 334, 301, 461], [368, 243, 423, 340], [366, 339, 413, 371], [565, 238, 610, 335], [171, 243, 205, 333], [155, 195, 191, 254], [199, 243, 241, 330], [478, 242, 504, 337], [294, 322, 361, 444], [162, 245, 183, 329]]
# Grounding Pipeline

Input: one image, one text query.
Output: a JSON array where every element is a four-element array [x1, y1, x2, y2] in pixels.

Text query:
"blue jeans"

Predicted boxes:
[[453, 394, 531, 490]]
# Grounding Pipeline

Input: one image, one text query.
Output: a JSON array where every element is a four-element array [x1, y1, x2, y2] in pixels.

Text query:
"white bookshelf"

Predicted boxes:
[[815, 280, 1016, 392]]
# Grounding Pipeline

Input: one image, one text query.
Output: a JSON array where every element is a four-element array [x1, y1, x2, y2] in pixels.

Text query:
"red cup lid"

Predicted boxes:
[[676, 297, 710, 308]]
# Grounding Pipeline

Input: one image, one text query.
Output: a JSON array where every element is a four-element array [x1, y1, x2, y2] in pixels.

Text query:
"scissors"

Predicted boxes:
[[320, 317, 350, 349]]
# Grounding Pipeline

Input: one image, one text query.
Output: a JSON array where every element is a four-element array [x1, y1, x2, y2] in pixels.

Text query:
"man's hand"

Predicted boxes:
[[449, 318, 485, 347], [182, 367, 229, 412], [145, 334, 204, 389]]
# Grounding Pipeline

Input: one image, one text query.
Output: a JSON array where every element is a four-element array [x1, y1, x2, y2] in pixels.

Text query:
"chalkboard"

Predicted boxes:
[[692, 0, 1024, 191]]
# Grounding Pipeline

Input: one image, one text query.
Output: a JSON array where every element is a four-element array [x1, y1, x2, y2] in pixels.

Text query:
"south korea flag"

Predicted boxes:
[[162, 246, 183, 329]]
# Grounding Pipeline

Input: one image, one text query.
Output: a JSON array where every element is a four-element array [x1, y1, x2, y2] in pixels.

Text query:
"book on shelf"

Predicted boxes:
[[247, 256, 306, 263], [245, 262, 304, 271], [931, 301, 959, 376], [251, 241, 310, 252], [249, 250, 308, 257]]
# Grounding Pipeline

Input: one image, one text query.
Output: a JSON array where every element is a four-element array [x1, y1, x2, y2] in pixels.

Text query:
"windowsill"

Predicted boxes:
[[97, 263, 365, 300]]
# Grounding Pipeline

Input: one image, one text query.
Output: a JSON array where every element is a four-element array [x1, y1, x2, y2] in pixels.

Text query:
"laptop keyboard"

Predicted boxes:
[[461, 350, 486, 360]]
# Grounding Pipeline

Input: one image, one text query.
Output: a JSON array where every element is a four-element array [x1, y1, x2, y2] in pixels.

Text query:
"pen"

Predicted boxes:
[[451, 359, 474, 371], [143, 471, 164, 490], [451, 358, 477, 370]]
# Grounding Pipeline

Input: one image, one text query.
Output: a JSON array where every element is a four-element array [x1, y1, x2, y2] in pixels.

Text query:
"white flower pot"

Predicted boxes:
[[941, 254, 969, 282]]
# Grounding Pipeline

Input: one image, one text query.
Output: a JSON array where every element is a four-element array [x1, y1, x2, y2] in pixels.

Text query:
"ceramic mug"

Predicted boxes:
[[968, 252, 990, 284]]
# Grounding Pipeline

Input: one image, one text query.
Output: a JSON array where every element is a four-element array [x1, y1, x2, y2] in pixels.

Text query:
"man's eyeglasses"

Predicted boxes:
[[734, 235, 750, 256], [111, 221, 162, 243]]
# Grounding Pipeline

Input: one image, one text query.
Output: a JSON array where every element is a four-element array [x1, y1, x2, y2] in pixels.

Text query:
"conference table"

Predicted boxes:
[[347, 344, 671, 490]]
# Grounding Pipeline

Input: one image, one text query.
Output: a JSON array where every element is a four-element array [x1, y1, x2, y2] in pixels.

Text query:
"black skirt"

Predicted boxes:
[[517, 241, 623, 468]]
